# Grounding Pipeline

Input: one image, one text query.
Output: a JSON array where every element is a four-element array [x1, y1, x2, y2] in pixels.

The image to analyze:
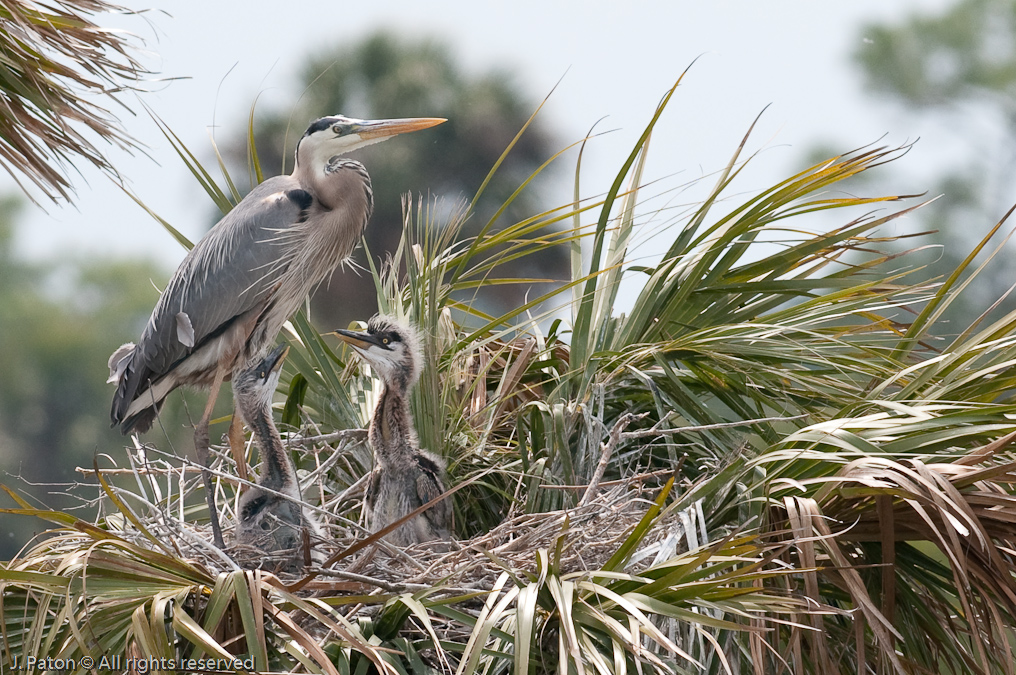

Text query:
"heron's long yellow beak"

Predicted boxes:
[[357, 117, 446, 140]]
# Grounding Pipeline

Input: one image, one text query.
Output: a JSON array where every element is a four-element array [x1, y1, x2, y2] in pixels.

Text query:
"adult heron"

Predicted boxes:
[[331, 315, 452, 546], [108, 115, 445, 547]]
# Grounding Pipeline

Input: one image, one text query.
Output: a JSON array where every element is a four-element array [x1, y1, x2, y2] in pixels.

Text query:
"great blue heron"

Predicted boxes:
[[233, 344, 320, 571], [107, 115, 445, 548], [331, 315, 452, 546]]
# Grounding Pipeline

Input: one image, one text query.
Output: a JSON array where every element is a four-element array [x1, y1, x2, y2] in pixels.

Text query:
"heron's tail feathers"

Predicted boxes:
[[109, 346, 162, 435], [114, 404, 159, 435]]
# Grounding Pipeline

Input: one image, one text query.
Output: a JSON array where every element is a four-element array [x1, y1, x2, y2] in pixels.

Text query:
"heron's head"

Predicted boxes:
[[234, 345, 289, 418], [296, 115, 445, 171], [330, 315, 423, 390]]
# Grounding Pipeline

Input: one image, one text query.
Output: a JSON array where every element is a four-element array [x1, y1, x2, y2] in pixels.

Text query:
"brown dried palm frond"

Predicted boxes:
[[0, 0, 148, 202], [754, 409, 1016, 675]]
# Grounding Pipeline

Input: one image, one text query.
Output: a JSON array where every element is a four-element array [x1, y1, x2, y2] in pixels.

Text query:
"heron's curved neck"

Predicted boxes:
[[293, 149, 333, 209], [250, 407, 299, 496], [369, 381, 415, 466]]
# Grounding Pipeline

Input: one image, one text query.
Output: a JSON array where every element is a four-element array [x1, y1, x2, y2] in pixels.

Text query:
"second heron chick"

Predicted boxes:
[[234, 345, 321, 569], [331, 315, 452, 546]]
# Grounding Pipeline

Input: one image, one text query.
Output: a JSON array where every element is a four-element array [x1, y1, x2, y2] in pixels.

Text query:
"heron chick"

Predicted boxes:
[[234, 344, 321, 571], [331, 316, 452, 546], [107, 114, 445, 548]]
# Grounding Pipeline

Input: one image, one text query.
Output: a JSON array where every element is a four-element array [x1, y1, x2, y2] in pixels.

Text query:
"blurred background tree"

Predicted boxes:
[[0, 0, 151, 556], [0, 197, 190, 557], [225, 30, 567, 328], [852, 0, 1016, 328]]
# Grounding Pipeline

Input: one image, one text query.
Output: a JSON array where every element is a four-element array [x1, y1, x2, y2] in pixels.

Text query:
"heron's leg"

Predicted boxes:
[[227, 405, 249, 485], [196, 368, 227, 549]]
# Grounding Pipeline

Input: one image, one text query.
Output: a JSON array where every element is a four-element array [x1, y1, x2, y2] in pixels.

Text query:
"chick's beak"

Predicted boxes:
[[329, 328, 382, 351], [264, 344, 290, 373]]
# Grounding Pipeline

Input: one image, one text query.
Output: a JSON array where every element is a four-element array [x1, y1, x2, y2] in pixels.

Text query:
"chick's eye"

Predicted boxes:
[[382, 338, 389, 345]]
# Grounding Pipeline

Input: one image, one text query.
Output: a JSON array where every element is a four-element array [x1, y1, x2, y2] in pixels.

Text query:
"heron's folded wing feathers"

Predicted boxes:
[[415, 460, 452, 535], [112, 176, 307, 426]]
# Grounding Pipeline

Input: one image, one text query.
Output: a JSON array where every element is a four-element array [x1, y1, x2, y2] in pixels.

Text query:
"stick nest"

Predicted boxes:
[[66, 432, 687, 600]]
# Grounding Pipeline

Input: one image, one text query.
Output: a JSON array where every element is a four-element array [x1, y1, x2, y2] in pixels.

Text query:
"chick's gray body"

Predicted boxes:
[[365, 371, 452, 546], [233, 345, 321, 570], [334, 315, 451, 546]]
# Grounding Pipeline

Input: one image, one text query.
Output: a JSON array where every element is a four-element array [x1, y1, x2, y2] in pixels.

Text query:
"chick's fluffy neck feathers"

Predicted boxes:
[[362, 315, 424, 467]]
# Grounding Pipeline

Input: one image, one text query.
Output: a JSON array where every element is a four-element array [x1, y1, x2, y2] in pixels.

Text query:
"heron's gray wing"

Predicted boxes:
[[414, 456, 452, 537], [112, 176, 310, 429]]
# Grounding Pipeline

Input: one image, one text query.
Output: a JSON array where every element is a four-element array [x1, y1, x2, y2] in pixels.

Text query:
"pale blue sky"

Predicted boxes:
[[7, 0, 955, 290]]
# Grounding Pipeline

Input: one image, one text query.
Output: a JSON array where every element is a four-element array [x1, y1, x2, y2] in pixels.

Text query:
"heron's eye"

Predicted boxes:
[[259, 370, 266, 378], [331, 124, 345, 135], [381, 338, 390, 345]]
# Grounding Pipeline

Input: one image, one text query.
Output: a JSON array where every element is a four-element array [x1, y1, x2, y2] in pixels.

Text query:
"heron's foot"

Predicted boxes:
[[194, 424, 210, 464]]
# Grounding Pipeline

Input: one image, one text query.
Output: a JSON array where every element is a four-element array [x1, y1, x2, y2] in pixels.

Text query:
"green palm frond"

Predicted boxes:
[[0, 522, 391, 673]]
